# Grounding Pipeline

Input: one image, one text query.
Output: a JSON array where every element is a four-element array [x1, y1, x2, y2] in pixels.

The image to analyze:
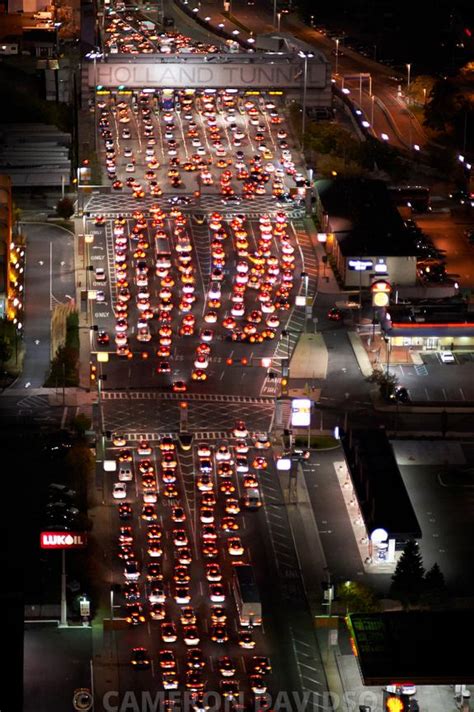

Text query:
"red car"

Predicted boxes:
[[327, 307, 345, 321]]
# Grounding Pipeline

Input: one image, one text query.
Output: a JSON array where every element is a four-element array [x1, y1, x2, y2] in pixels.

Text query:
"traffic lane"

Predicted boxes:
[[107, 439, 275, 702], [102, 93, 297, 197], [19, 224, 57, 387], [100, 396, 275, 435], [399, 463, 474, 592], [416, 212, 474, 287]]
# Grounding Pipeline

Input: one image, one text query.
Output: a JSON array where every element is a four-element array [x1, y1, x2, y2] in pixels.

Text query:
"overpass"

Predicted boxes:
[[84, 51, 332, 107]]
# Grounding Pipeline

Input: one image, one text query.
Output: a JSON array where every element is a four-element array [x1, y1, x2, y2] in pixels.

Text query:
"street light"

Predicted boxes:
[[299, 51, 314, 153], [335, 38, 340, 76], [273, 0, 277, 28], [371, 93, 375, 128], [277, 11, 281, 31], [406, 63, 411, 101], [85, 49, 104, 154]]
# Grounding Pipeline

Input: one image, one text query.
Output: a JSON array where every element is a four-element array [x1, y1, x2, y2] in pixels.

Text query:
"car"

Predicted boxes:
[[327, 307, 345, 321], [187, 648, 205, 669], [161, 621, 177, 642], [185, 670, 205, 692], [439, 350, 455, 363], [218, 656, 236, 678], [233, 421, 248, 439], [131, 647, 150, 668], [216, 445, 231, 461], [237, 628, 255, 648], [147, 562, 163, 581], [126, 603, 146, 625], [250, 675, 267, 694], [220, 680, 240, 700], [96, 330, 110, 346], [210, 623, 228, 643], [183, 625, 200, 646], [150, 602, 166, 621], [119, 503, 132, 520], [180, 606, 197, 626], [96, 290, 106, 303], [171, 506, 186, 523], [209, 583, 226, 603], [173, 529, 188, 547], [225, 499, 240, 515], [162, 672, 179, 690], [173, 583, 191, 604], [252, 456, 267, 470], [251, 656, 272, 675], [221, 516, 239, 532], [254, 433, 270, 449], [141, 505, 158, 521], [113, 482, 127, 499], [118, 466, 133, 482], [159, 649, 176, 670], [393, 386, 410, 403], [149, 583, 166, 604], [137, 440, 152, 456]]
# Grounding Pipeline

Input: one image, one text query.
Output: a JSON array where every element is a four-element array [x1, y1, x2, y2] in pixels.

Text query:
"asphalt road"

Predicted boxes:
[[18, 222, 76, 389]]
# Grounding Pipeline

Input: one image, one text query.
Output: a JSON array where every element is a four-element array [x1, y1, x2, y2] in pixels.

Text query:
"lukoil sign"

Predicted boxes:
[[40, 531, 88, 549]]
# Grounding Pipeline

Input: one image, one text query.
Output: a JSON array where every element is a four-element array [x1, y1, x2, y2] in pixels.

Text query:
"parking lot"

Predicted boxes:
[[391, 352, 474, 402]]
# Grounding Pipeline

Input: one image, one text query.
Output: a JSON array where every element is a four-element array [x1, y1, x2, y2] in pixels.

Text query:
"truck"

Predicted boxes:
[[232, 564, 262, 627], [140, 20, 155, 32]]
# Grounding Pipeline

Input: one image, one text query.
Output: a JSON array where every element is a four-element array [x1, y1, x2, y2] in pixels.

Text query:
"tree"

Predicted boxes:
[[422, 563, 448, 608], [72, 413, 92, 438], [366, 367, 399, 400], [336, 581, 380, 614], [390, 539, 425, 608], [0, 335, 13, 365], [56, 197, 74, 219]]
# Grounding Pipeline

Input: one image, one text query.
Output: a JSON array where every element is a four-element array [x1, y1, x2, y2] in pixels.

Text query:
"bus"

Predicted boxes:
[[155, 237, 172, 276], [388, 186, 431, 213], [232, 564, 262, 627]]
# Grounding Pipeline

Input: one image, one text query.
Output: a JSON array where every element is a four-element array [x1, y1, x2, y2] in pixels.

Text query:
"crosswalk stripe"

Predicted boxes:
[[102, 390, 274, 404]]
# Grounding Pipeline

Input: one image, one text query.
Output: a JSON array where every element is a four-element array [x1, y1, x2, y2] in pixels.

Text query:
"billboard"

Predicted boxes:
[[291, 398, 312, 427], [40, 531, 88, 549], [88, 58, 327, 89]]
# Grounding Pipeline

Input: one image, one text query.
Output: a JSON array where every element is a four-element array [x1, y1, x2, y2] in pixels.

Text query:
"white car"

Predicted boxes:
[[125, 163, 135, 172], [216, 446, 231, 462], [96, 291, 106, 303], [118, 467, 133, 482], [95, 267, 106, 282], [113, 482, 127, 499], [143, 491, 158, 504], [124, 147, 133, 157], [439, 350, 455, 363]]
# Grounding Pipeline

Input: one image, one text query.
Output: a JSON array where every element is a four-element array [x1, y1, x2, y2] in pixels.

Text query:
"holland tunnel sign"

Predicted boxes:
[[40, 531, 88, 549], [89, 60, 327, 89]]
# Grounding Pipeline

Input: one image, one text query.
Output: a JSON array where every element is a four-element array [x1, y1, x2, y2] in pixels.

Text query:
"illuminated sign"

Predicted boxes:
[[88, 59, 327, 89], [291, 398, 312, 427], [371, 279, 391, 307], [40, 532, 88, 549], [386, 697, 404, 712], [348, 259, 373, 271]]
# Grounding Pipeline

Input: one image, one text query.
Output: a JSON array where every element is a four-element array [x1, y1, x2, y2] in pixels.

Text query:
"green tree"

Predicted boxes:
[[366, 367, 399, 400], [424, 79, 466, 134], [336, 581, 380, 614], [56, 197, 75, 219], [422, 563, 448, 608], [390, 539, 425, 608], [0, 335, 13, 365], [72, 413, 92, 438]]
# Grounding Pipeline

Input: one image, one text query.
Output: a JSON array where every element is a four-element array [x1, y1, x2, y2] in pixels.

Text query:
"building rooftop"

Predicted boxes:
[[342, 428, 421, 541], [316, 178, 417, 257], [348, 611, 474, 684]]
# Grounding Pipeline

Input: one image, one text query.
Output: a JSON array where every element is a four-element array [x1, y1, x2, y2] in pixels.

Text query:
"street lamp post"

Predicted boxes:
[[370, 93, 375, 128], [335, 38, 340, 76], [406, 63, 411, 102], [273, 0, 277, 28], [277, 11, 281, 31], [300, 51, 313, 153], [384, 335, 391, 377]]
